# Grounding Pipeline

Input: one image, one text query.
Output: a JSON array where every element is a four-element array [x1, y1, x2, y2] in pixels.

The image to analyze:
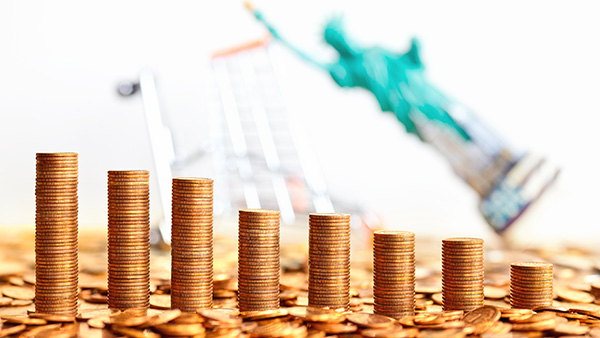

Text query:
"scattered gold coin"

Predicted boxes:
[[346, 312, 396, 329], [1, 286, 34, 301], [556, 286, 595, 304]]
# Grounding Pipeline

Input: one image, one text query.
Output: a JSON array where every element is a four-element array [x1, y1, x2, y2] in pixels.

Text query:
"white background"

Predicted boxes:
[[1, 1, 599, 248]]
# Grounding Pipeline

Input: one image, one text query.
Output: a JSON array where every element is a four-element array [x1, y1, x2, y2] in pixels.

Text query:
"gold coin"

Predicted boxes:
[[1, 315, 48, 325], [198, 308, 241, 323], [309, 322, 357, 334], [309, 212, 350, 219], [463, 305, 501, 325], [28, 313, 75, 323], [154, 323, 205, 336], [511, 261, 552, 269], [361, 327, 415, 338], [442, 237, 483, 244], [241, 308, 288, 320], [346, 313, 395, 329], [511, 318, 556, 332]]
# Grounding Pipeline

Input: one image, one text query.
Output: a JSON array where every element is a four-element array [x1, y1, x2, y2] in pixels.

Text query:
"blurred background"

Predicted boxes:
[[1, 1, 599, 249]]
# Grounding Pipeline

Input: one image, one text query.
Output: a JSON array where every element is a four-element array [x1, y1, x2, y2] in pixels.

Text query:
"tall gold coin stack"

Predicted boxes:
[[373, 230, 415, 319], [35, 152, 79, 316], [441, 237, 484, 311], [308, 213, 351, 310], [107, 170, 150, 312], [171, 177, 214, 312], [237, 209, 281, 312], [510, 262, 553, 309]]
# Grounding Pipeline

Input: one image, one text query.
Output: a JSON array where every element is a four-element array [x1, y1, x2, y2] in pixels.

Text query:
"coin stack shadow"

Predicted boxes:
[[373, 230, 415, 319], [107, 170, 150, 312], [308, 213, 351, 310], [510, 262, 553, 309], [171, 177, 213, 312], [238, 209, 280, 312], [35, 152, 79, 316], [441, 237, 484, 311]]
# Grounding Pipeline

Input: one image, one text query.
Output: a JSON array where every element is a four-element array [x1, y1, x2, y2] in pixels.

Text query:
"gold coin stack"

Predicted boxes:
[[35, 152, 79, 316], [510, 262, 553, 309], [373, 230, 415, 319], [308, 213, 351, 310], [442, 237, 484, 311], [171, 177, 213, 312], [238, 209, 280, 312], [107, 170, 150, 312]]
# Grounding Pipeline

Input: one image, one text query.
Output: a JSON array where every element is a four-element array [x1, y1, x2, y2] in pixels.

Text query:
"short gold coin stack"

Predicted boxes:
[[441, 237, 484, 311], [35, 152, 79, 316], [510, 262, 554, 309], [170, 178, 214, 312], [107, 170, 150, 312], [308, 213, 351, 310], [237, 209, 281, 312], [373, 230, 415, 319]]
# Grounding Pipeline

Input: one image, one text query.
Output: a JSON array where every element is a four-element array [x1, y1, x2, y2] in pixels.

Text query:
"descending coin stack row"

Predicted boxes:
[[510, 262, 554, 309], [237, 209, 281, 312], [441, 237, 485, 311], [30, 152, 557, 318], [107, 170, 151, 312], [35, 152, 79, 316], [308, 213, 351, 311], [373, 230, 416, 319], [171, 178, 214, 312]]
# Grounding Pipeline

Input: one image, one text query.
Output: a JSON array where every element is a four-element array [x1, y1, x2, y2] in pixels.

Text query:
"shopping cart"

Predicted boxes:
[[118, 37, 380, 245]]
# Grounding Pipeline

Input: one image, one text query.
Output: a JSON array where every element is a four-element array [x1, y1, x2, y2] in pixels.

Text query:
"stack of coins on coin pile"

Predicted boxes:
[[35, 152, 79, 316], [237, 209, 281, 312], [308, 213, 351, 310], [372, 230, 416, 319], [170, 177, 214, 312], [107, 170, 150, 312], [510, 262, 554, 309], [441, 237, 484, 311]]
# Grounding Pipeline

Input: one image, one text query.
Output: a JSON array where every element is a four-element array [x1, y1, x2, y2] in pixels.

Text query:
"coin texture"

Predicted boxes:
[[510, 261, 553, 309], [238, 209, 280, 312], [107, 170, 150, 312], [373, 230, 415, 319], [441, 237, 484, 311], [35, 152, 79, 315], [308, 213, 351, 310], [171, 177, 214, 312]]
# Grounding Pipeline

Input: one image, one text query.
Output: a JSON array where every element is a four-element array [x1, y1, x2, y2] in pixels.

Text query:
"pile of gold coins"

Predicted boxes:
[[3, 152, 600, 337], [510, 262, 554, 309], [441, 237, 485, 311], [171, 177, 214, 312], [34, 153, 79, 316], [308, 213, 351, 311], [107, 170, 151, 312], [372, 230, 415, 319], [237, 209, 281, 312]]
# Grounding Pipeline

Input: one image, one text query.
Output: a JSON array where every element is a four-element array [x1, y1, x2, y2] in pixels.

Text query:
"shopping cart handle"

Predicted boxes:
[[117, 81, 140, 97]]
